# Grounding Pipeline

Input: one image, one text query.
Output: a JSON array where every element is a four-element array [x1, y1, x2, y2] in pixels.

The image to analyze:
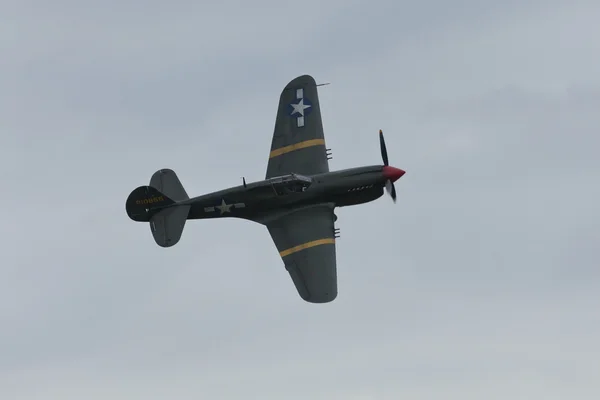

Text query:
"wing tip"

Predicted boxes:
[[302, 291, 338, 303]]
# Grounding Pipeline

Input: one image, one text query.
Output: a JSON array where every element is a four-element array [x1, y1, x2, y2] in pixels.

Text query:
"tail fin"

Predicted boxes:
[[126, 185, 175, 222], [126, 168, 192, 248]]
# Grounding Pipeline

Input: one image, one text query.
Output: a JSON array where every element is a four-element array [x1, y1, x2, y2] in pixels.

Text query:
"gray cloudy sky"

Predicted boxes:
[[2, 0, 599, 398]]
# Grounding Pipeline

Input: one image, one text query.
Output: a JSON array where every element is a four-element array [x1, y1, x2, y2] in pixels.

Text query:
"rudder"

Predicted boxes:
[[126, 169, 192, 247], [126, 185, 175, 222]]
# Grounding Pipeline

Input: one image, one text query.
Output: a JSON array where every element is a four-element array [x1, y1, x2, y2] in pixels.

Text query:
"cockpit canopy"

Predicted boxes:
[[266, 173, 313, 195], [267, 173, 312, 185]]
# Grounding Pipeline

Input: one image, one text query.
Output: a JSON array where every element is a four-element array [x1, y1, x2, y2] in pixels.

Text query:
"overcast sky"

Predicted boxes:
[[2, 0, 599, 399]]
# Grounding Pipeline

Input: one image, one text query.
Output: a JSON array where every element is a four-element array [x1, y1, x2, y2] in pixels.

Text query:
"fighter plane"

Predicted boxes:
[[125, 74, 405, 303]]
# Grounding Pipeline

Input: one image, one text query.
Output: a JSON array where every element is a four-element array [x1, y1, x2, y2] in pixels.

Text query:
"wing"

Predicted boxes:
[[265, 75, 330, 179], [266, 204, 337, 303]]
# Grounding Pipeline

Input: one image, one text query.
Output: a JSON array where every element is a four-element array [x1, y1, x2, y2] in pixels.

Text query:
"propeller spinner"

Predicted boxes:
[[379, 129, 405, 202]]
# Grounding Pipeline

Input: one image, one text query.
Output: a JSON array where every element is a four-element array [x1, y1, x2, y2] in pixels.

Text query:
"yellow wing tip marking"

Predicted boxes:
[[279, 238, 335, 257], [269, 139, 326, 158]]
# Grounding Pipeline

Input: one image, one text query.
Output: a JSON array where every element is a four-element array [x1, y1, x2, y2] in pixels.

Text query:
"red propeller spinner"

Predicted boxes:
[[379, 129, 405, 202], [382, 166, 405, 182]]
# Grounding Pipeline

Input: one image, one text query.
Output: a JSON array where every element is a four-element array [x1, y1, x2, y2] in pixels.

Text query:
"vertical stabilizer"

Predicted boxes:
[[126, 168, 192, 247]]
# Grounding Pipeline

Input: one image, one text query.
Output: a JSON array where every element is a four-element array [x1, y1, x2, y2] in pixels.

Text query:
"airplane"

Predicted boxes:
[[125, 74, 405, 304]]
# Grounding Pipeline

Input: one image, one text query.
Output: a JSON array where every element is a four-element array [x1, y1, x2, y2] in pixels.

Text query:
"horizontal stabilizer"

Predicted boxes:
[[126, 185, 175, 222], [150, 205, 191, 247], [150, 169, 189, 201]]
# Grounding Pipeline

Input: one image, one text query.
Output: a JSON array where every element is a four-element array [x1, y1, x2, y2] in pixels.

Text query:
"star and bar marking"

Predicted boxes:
[[204, 199, 246, 214], [289, 88, 312, 128]]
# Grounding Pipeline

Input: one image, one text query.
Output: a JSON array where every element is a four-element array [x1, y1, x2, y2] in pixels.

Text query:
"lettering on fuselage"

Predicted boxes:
[[135, 196, 164, 205]]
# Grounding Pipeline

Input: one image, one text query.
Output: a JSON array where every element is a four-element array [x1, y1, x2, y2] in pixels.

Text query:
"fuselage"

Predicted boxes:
[[177, 165, 399, 223]]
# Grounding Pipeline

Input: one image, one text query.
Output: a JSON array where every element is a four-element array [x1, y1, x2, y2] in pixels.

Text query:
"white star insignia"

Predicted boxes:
[[290, 98, 311, 116], [215, 199, 233, 214]]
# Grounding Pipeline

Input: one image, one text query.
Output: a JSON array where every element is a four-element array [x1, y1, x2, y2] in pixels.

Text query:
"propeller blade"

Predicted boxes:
[[385, 179, 397, 203], [379, 129, 389, 166], [385, 180, 397, 202], [380, 130, 399, 203]]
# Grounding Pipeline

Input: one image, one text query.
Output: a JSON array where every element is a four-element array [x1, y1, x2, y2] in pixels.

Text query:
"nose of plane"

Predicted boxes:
[[382, 166, 405, 182]]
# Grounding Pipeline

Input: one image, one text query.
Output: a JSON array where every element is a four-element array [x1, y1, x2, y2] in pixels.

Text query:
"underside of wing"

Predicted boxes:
[[266, 204, 337, 303], [266, 75, 330, 179]]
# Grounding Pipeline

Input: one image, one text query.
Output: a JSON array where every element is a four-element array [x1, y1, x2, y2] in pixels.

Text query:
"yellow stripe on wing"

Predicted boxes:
[[269, 139, 326, 158], [279, 238, 336, 257]]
